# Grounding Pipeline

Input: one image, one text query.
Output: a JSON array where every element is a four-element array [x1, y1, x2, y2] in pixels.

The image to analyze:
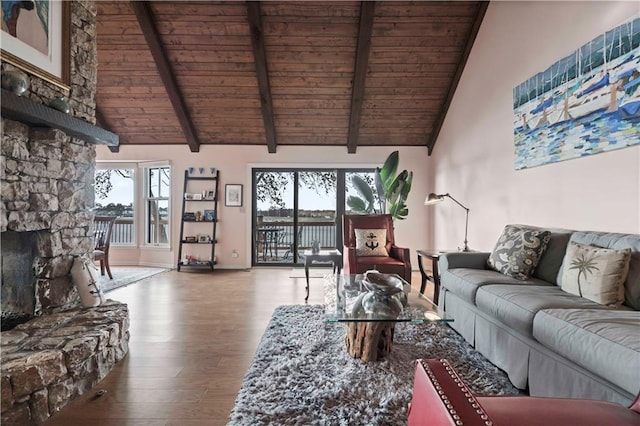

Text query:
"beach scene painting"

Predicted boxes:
[[513, 16, 640, 170]]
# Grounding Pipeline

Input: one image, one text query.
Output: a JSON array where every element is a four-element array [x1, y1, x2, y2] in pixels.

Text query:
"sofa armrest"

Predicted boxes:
[[439, 252, 490, 272], [408, 359, 493, 426]]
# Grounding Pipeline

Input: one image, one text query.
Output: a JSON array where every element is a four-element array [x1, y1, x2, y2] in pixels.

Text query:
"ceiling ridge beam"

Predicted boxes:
[[247, 1, 277, 154], [95, 106, 119, 153], [347, 1, 376, 154], [130, 1, 200, 152], [426, 1, 489, 156]]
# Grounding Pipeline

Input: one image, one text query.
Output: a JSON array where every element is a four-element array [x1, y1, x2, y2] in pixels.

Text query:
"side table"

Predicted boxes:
[[416, 249, 442, 305], [303, 249, 343, 301]]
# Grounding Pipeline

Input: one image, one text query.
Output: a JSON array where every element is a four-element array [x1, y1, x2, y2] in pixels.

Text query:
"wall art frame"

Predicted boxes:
[[0, 0, 71, 90], [225, 184, 243, 207], [513, 15, 640, 170]]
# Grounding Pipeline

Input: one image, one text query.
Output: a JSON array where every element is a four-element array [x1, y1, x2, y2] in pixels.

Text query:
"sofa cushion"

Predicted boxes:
[[488, 225, 551, 280], [559, 232, 640, 310], [532, 228, 573, 284], [560, 241, 631, 306], [354, 228, 389, 256], [441, 269, 552, 305], [475, 285, 607, 336], [533, 308, 640, 396]]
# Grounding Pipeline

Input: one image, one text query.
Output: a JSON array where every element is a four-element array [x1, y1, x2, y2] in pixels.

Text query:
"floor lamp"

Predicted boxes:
[[425, 193, 470, 251]]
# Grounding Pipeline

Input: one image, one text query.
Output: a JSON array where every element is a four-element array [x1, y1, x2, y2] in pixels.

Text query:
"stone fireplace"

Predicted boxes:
[[1, 1, 129, 423]]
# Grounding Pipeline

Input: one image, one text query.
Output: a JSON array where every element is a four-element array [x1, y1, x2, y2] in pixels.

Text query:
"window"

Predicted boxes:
[[94, 165, 136, 246], [144, 164, 171, 246]]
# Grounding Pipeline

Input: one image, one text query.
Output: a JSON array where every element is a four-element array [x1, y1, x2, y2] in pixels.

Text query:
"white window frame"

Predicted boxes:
[[95, 162, 137, 247], [142, 161, 171, 248]]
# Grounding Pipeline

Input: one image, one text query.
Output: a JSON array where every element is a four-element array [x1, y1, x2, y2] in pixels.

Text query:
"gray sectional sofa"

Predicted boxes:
[[438, 226, 640, 405]]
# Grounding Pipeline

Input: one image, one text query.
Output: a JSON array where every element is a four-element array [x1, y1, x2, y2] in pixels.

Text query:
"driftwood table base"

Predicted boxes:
[[345, 322, 395, 362]]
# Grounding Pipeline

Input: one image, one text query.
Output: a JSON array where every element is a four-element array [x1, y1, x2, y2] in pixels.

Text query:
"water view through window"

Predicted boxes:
[[94, 167, 135, 245], [253, 169, 376, 265]]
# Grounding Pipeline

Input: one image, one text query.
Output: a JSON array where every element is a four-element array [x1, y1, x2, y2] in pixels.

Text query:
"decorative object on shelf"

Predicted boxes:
[[49, 96, 70, 114], [1, 69, 29, 95], [0, 1, 71, 89], [203, 210, 216, 221], [311, 240, 320, 254], [210, 168, 217, 175], [225, 184, 243, 207], [178, 169, 218, 272], [425, 193, 471, 251], [347, 151, 413, 220]]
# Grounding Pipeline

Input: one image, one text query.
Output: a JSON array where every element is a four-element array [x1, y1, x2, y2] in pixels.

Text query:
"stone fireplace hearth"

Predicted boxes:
[[1, 1, 129, 423]]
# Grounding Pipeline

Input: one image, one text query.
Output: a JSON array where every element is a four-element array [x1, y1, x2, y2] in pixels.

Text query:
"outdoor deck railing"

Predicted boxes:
[[258, 220, 337, 251], [111, 217, 134, 245]]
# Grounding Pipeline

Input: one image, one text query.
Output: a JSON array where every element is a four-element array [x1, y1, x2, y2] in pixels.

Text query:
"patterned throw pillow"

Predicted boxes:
[[487, 225, 551, 280], [560, 241, 631, 306], [354, 228, 389, 257]]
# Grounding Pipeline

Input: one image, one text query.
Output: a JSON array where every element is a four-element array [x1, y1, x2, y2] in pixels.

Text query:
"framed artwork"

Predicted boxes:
[[0, 0, 71, 89], [513, 15, 640, 170], [203, 209, 216, 221], [204, 190, 215, 200], [197, 234, 210, 243], [225, 184, 243, 207]]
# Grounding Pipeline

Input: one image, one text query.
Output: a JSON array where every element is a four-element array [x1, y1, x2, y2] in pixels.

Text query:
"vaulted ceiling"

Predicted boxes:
[[95, 1, 487, 154]]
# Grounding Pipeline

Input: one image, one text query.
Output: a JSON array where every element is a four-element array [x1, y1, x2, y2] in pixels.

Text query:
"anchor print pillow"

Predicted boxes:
[[354, 228, 389, 257]]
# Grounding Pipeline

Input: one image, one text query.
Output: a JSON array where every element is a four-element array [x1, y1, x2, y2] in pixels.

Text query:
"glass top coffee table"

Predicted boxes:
[[325, 273, 452, 362]]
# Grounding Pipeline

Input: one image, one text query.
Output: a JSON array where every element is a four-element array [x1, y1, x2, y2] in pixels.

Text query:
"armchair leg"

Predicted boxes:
[[104, 256, 113, 279], [99, 260, 105, 276]]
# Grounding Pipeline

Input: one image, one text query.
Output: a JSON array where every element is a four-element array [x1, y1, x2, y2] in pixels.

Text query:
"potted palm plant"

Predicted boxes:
[[347, 151, 413, 220]]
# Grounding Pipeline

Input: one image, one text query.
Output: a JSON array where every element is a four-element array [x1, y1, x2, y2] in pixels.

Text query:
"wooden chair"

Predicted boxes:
[[93, 216, 117, 279], [342, 214, 412, 283]]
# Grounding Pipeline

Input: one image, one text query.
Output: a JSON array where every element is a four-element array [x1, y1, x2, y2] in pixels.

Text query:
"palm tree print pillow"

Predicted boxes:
[[487, 225, 551, 280], [560, 241, 632, 306]]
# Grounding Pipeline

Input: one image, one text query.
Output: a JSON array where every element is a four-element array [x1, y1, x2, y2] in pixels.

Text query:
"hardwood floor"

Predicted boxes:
[[44, 268, 428, 425]]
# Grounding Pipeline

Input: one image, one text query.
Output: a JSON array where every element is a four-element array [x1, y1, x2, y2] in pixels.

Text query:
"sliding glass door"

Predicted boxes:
[[252, 168, 375, 266]]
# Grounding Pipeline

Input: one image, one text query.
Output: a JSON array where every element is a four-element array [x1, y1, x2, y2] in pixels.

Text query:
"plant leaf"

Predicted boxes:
[[351, 175, 375, 207], [346, 195, 371, 213], [379, 151, 399, 189]]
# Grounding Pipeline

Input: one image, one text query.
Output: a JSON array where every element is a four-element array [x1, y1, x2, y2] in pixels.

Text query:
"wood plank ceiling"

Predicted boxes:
[[96, 1, 487, 154]]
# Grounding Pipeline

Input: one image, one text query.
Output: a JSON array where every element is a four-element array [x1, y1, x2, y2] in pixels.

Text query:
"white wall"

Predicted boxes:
[[96, 145, 433, 268], [431, 1, 640, 252]]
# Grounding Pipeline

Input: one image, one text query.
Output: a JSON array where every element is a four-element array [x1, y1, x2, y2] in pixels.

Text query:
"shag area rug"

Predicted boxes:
[[98, 266, 169, 293], [229, 305, 522, 425]]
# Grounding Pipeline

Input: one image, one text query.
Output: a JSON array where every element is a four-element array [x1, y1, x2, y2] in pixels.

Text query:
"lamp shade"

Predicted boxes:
[[424, 193, 445, 205]]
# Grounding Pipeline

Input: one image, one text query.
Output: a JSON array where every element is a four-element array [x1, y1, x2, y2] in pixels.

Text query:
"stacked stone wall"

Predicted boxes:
[[1, 302, 129, 424], [1, 2, 131, 423]]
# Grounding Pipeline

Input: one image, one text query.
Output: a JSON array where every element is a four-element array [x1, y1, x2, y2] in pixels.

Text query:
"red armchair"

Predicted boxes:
[[342, 214, 411, 283], [408, 358, 640, 426]]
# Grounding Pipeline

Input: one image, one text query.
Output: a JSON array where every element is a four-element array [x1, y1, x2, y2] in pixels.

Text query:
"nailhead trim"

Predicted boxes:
[[419, 359, 494, 426]]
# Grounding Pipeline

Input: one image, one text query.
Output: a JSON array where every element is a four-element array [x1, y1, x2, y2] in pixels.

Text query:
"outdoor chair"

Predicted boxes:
[[342, 214, 411, 283], [93, 216, 117, 279]]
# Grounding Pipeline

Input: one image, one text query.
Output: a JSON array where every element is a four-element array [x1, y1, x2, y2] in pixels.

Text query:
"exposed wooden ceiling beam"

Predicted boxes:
[[95, 106, 119, 153], [426, 1, 489, 155], [346, 1, 376, 154], [130, 1, 200, 152], [247, 1, 277, 154]]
